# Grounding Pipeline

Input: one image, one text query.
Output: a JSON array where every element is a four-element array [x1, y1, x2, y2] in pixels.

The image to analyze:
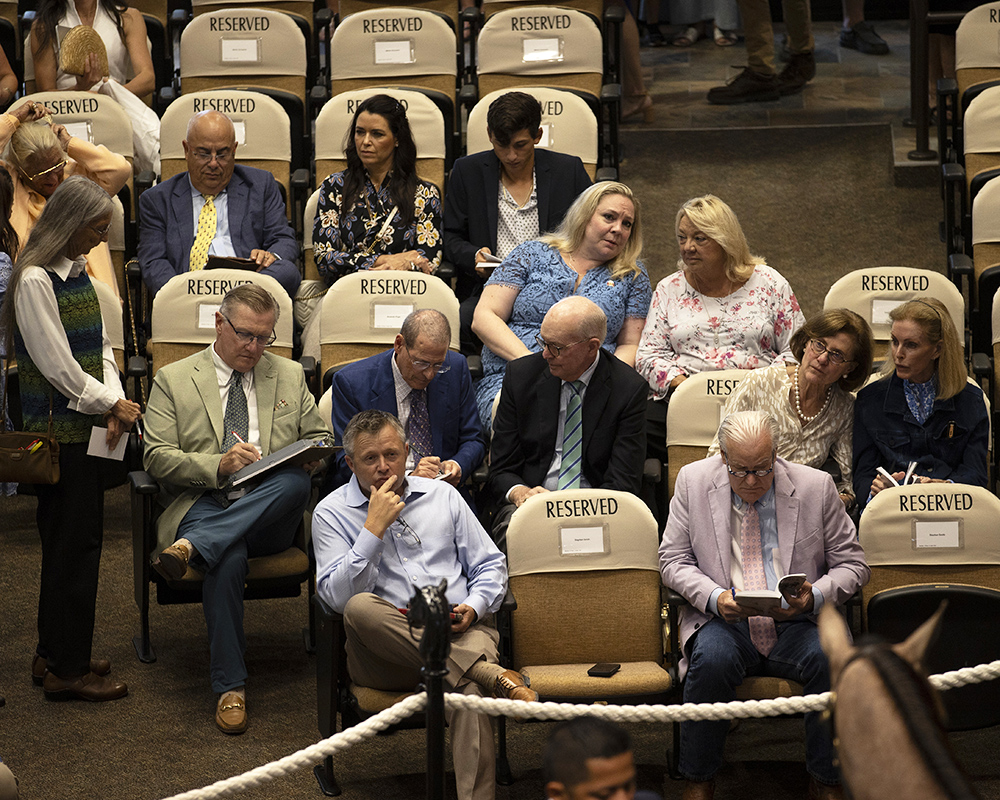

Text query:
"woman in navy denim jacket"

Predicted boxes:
[[853, 296, 988, 509]]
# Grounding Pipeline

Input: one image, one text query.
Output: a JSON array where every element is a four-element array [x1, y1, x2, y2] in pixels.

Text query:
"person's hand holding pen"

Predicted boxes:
[[218, 431, 261, 478], [717, 587, 752, 623]]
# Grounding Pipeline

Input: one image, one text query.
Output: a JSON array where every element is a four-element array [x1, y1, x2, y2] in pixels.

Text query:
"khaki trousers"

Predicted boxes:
[[739, 0, 814, 75], [343, 593, 499, 800]]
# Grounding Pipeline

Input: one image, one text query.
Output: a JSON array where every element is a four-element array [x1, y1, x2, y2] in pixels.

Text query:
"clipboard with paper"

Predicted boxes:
[[230, 436, 339, 487]]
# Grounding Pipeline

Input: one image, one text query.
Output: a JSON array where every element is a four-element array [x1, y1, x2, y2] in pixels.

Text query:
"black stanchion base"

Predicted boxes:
[[908, 149, 937, 161], [314, 759, 342, 797]]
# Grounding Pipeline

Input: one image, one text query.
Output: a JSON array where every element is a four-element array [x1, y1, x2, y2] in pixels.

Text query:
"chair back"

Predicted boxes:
[[327, 8, 456, 128], [665, 369, 749, 497], [858, 483, 1000, 627], [481, 0, 602, 25], [158, 90, 293, 218], [963, 84, 1000, 192], [467, 86, 598, 180], [303, 187, 321, 282], [319, 270, 459, 373], [315, 88, 447, 193], [338, 0, 459, 31], [191, 0, 314, 30], [148, 269, 294, 374], [955, 2, 1000, 101], [506, 488, 662, 667], [476, 7, 603, 101], [823, 267, 965, 360], [972, 174, 1000, 282]]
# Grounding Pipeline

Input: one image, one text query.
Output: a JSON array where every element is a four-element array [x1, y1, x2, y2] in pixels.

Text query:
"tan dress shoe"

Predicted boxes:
[[153, 542, 191, 581], [32, 654, 111, 686], [682, 779, 715, 800], [216, 692, 247, 735], [42, 671, 128, 702], [493, 669, 538, 702]]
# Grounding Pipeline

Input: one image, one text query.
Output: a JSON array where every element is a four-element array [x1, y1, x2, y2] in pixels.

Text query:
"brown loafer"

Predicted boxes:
[[153, 542, 191, 581], [32, 654, 111, 687], [682, 779, 715, 800], [42, 670, 128, 702], [216, 691, 247, 734], [493, 669, 538, 702]]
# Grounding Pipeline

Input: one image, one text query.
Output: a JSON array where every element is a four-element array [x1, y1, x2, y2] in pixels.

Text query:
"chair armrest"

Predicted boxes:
[[435, 260, 455, 282], [949, 253, 973, 277], [603, 3, 625, 23], [127, 354, 148, 379], [467, 353, 482, 380], [595, 167, 618, 182], [936, 77, 957, 98], [643, 457, 661, 484], [972, 350, 992, 378], [458, 82, 478, 112], [128, 469, 159, 495], [299, 355, 316, 381]]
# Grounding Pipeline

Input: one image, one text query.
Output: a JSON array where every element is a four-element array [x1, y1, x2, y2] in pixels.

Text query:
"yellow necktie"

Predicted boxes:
[[189, 194, 217, 271]]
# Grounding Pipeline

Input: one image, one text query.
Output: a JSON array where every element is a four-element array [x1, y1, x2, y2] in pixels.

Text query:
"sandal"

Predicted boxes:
[[672, 26, 700, 47], [713, 25, 738, 46]]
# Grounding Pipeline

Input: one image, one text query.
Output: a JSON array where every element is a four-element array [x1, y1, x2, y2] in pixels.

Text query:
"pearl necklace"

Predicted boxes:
[[792, 367, 831, 423]]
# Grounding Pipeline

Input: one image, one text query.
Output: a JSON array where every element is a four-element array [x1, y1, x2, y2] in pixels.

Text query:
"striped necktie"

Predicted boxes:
[[189, 194, 217, 271], [741, 503, 778, 656], [557, 380, 585, 490]]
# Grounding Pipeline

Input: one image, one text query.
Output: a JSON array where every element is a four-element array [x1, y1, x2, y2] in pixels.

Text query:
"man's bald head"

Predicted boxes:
[[183, 110, 238, 196]]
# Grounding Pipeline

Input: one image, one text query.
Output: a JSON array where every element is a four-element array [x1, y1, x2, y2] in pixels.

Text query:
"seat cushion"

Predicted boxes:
[[350, 684, 418, 713], [522, 662, 673, 699], [734, 676, 804, 700], [173, 546, 309, 583]]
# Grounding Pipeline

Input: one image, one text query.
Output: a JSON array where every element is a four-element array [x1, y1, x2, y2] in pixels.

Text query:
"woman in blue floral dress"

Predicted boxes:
[[312, 94, 442, 283], [472, 181, 651, 431]]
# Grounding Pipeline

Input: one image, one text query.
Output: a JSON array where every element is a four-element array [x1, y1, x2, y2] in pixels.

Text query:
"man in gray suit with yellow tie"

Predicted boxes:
[[143, 284, 329, 734]]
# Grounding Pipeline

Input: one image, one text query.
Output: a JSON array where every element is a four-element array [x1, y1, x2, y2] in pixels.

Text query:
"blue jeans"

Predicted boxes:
[[680, 617, 839, 785], [178, 467, 311, 693]]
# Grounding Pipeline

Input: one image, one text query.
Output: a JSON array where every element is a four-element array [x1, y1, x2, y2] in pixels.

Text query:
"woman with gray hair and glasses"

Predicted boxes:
[[0, 175, 141, 701]]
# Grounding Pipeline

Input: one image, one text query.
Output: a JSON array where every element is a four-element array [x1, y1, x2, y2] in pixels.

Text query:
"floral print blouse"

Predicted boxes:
[[312, 170, 442, 285], [635, 265, 805, 399]]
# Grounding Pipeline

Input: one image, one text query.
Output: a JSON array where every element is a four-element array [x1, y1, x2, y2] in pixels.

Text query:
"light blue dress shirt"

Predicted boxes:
[[191, 187, 237, 258], [313, 475, 507, 622]]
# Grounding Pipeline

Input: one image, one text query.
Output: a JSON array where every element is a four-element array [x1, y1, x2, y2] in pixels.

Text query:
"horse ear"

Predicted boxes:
[[818, 604, 854, 680], [893, 601, 947, 673]]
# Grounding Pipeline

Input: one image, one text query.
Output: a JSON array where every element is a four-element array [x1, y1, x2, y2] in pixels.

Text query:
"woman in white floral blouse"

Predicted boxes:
[[312, 94, 442, 284], [635, 194, 805, 460], [707, 309, 874, 506]]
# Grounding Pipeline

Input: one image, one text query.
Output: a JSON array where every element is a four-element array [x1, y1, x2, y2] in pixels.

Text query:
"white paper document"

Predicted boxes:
[[560, 525, 604, 555], [87, 426, 128, 461]]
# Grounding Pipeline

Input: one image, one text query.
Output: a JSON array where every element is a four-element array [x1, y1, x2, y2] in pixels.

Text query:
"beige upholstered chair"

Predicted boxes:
[[467, 86, 600, 180]]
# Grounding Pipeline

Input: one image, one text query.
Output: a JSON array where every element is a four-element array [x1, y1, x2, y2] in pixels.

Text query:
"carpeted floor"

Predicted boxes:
[[2, 124, 998, 800]]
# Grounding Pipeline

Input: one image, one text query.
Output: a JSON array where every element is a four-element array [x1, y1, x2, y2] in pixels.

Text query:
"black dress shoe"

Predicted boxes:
[[777, 51, 816, 96], [707, 67, 780, 105], [43, 671, 128, 702], [31, 654, 111, 686]]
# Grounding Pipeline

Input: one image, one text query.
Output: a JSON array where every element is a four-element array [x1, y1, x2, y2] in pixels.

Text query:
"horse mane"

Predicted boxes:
[[852, 643, 980, 800]]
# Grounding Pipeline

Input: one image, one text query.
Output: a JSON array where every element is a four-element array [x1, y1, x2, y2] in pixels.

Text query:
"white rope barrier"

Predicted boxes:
[[158, 657, 1000, 800]]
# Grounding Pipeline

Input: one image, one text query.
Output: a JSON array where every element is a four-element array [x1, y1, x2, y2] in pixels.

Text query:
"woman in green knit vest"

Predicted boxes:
[[0, 176, 141, 701]]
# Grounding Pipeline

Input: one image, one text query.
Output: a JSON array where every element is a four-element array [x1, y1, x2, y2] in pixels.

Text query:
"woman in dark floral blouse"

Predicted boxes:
[[313, 94, 442, 284]]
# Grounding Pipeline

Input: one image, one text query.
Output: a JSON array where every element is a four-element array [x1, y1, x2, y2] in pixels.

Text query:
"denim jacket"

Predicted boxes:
[[852, 372, 989, 508]]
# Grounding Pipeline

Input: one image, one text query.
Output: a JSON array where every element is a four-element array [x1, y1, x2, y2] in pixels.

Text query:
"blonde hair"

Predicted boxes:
[[881, 297, 966, 401], [539, 181, 643, 281], [5, 120, 61, 181], [675, 194, 764, 283]]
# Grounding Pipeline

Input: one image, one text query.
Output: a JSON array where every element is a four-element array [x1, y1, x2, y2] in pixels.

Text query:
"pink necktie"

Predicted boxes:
[[741, 503, 778, 656]]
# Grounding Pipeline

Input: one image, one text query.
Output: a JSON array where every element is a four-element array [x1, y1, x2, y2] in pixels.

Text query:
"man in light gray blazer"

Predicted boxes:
[[660, 410, 868, 800]]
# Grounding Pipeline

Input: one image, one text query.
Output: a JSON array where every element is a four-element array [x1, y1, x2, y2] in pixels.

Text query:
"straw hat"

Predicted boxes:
[[59, 26, 109, 77]]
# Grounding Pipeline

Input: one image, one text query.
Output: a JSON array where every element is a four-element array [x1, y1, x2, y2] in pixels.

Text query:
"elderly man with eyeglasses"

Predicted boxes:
[[328, 309, 485, 506], [487, 295, 648, 548], [660, 409, 869, 800], [137, 109, 299, 297], [143, 283, 330, 734]]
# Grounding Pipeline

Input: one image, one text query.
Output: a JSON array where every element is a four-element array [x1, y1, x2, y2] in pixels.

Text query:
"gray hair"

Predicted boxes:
[[547, 296, 608, 342], [5, 119, 61, 178], [219, 283, 280, 323], [343, 409, 405, 460], [718, 410, 777, 456], [400, 308, 450, 348], [1, 175, 114, 356]]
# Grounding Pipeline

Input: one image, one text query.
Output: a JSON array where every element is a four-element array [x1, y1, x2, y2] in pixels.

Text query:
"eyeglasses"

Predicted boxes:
[[405, 345, 450, 374], [222, 314, 276, 348], [21, 159, 66, 182], [808, 339, 852, 365], [722, 451, 776, 479], [535, 334, 586, 357], [89, 221, 111, 238], [191, 149, 233, 164]]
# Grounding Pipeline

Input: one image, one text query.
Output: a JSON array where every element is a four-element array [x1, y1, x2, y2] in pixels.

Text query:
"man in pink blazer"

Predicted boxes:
[[660, 410, 869, 800]]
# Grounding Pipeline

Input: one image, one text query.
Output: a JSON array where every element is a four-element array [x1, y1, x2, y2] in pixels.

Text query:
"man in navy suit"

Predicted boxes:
[[138, 110, 300, 298], [330, 309, 485, 498], [488, 297, 647, 546], [443, 91, 591, 352]]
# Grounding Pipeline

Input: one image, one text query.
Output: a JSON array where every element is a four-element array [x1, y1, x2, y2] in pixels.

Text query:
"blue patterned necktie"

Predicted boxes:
[[408, 388, 433, 463], [221, 370, 248, 452], [557, 380, 585, 490]]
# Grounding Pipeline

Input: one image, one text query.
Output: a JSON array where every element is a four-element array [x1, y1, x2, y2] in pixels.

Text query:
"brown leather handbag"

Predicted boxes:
[[0, 363, 60, 484]]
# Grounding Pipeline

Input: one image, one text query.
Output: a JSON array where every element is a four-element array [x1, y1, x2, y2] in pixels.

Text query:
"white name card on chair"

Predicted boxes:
[[560, 525, 605, 555], [64, 120, 91, 142], [233, 121, 246, 145], [523, 38, 562, 61], [198, 303, 221, 328], [538, 123, 552, 148], [871, 299, 896, 325], [373, 303, 415, 329], [914, 520, 962, 549], [221, 38, 260, 62], [375, 40, 414, 64]]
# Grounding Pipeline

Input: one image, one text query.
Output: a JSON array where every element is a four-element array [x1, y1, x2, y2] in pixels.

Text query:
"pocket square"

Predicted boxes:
[[274, 399, 289, 410]]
